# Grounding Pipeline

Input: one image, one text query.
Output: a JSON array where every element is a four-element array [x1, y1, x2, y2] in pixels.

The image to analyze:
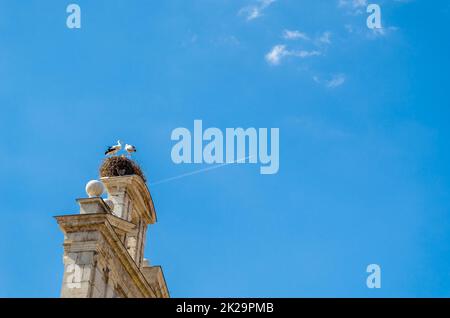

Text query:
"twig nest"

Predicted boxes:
[[99, 156, 146, 183]]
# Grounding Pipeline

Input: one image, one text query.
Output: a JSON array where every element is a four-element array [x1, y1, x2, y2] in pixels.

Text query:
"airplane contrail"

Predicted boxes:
[[149, 156, 253, 186]]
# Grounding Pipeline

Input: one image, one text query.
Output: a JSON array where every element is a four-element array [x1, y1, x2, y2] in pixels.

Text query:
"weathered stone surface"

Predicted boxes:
[[77, 197, 110, 215], [142, 262, 170, 298], [55, 175, 169, 298]]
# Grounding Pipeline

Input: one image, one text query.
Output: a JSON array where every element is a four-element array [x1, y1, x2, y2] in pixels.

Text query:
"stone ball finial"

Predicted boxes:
[[85, 180, 105, 197]]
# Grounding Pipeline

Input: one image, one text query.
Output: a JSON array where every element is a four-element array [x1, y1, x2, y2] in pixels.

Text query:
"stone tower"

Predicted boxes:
[[55, 157, 169, 298]]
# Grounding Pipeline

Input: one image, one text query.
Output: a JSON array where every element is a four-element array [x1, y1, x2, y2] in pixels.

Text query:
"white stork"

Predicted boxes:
[[125, 144, 137, 156], [105, 140, 122, 156]]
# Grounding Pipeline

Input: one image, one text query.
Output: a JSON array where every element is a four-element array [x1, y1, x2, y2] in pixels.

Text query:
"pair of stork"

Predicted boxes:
[[105, 140, 136, 157]]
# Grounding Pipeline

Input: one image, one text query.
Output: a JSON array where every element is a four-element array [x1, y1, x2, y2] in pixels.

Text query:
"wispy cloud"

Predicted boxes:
[[338, 0, 368, 15], [326, 74, 346, 88], [340, 0, 411, 38], [265, 45, 321, 65], [368, 26, 399, 38], [317, 31, 332, 45], [345, 23, 399, 39], [313, 74, 346, 88], [239, 0, 276, 21], [265, 45, 287, 65], [281, 30, 331, 45], [282, 29, 310, 41], [266, 29, 331, 65]]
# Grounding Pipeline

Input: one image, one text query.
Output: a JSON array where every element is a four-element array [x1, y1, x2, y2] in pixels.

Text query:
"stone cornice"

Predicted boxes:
[[55, 213, 156, 298]]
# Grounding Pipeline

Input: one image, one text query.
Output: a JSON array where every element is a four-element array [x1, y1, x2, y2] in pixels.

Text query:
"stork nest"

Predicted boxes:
[[99, 156, 146, 183]]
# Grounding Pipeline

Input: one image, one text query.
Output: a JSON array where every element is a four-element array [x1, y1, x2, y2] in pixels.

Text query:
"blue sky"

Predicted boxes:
[[0, 0, 450, 297]]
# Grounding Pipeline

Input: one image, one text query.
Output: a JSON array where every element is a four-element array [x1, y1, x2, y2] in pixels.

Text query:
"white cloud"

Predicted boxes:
[[266, 30, 331, 65], [282, 29, 310, 40], [265, 45, 321, 65], [313, 74, 346, 88], [368, 26, 399, 38], [292, 50, 321, 58], [345, 23, 399, 38], [338, 0, 367, 8], [239, 0, 276, 21], [338, 0, 368, 14], [326, 74, 346, 88], [317, 31, 332, 45], [265, 45, 288, 65]]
